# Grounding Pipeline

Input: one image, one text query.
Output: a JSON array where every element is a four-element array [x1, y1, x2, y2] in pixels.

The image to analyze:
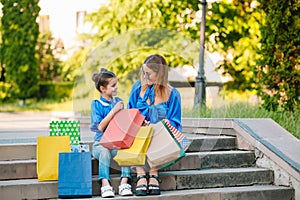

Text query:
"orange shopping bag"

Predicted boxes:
[[99, 109, 145, 149]]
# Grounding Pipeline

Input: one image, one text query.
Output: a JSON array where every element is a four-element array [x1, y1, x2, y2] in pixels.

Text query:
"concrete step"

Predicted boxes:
[[181, 118, 236, 136], [94, 185, 294, 200], [0, 167, 275, 199], [183, 127, 236, 136], [0, 134, 237, 161], [165, 150, 255, 171], [1, 184, 294, 200], [187, 134, 236, 151], [0, 150, 255, 180]]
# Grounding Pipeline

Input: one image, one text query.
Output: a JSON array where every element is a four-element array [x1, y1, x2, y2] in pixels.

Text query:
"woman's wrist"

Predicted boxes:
[[97, 123, 102, 131]]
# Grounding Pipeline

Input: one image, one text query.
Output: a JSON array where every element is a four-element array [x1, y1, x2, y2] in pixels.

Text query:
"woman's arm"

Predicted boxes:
[[127, 81, 141, 109], [166, 88, 182, 131]]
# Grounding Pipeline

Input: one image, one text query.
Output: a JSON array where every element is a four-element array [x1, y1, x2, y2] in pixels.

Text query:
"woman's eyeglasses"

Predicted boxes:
[[141, 67, 151, 80]]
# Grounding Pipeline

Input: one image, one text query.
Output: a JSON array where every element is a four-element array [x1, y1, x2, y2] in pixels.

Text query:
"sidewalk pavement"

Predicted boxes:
[[0, 112, 93, 144]]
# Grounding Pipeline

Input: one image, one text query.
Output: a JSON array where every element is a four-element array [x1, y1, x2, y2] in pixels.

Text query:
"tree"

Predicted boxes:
[[256, 0, 300, 111], [206, 0, 262, 92], [36, 31, 65, 82], [0, 0, 40, 101], [68, 0, 263, 93], [66, 0, 200, 82]]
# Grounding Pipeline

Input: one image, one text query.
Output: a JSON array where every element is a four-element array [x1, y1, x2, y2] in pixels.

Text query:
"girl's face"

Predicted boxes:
[[142, 65, 157, 85], [101, 77, 118, 99]]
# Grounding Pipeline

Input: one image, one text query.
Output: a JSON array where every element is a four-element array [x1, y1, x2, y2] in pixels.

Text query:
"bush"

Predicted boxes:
[[38, 82, 73, 100], [0, 81, 12, 101], [257, 0, 300, 112]]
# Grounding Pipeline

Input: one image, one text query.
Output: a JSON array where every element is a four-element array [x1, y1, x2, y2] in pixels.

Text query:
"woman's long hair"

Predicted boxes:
[[140, 54, 171, 102]]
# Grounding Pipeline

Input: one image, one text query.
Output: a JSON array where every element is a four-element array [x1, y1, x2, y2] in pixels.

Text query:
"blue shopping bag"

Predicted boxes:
[[58, 152, 92, 198]]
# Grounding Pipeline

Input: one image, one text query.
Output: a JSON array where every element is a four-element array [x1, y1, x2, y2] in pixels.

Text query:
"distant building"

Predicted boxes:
[[38, 0, 107, 58]]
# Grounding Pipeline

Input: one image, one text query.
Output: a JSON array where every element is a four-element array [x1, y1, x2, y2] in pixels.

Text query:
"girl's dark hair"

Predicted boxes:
[[92, 68, 116, 92]]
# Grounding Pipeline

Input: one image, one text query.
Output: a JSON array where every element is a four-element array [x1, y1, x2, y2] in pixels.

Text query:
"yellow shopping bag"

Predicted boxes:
[[36, 136, 70, 181], [113, 126, 153, 166]]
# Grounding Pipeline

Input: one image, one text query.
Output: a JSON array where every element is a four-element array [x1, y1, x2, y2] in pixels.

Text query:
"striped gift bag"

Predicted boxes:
[[162, 119, 191, 151]]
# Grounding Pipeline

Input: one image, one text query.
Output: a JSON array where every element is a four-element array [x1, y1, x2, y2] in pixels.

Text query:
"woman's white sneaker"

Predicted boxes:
[[101, 185, 115, 198], [118, 183, 133, 196]]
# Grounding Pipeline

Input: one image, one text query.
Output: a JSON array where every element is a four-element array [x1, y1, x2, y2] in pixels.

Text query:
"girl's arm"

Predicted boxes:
[[97, 101, 123, 131]]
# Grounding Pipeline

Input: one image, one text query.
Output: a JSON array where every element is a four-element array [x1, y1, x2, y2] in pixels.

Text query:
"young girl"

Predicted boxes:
[[90, 68, 132, 198], [128, 54, 182, 196]]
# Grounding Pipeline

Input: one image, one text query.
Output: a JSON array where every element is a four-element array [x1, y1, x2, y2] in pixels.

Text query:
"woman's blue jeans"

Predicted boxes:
[[92, 142, 131, 182]]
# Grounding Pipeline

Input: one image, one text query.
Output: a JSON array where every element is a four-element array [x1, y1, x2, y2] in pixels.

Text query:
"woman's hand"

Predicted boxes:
[[143, 120, 150, 126]]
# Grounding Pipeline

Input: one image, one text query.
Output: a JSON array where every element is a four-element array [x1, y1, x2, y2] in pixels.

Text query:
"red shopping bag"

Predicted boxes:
[[99, 109, 145, 149]]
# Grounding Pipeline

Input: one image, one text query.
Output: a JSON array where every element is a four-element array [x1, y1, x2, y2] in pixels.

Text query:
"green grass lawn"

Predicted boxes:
[[183, 102, 300, 139], [1, 98, 299, 139]]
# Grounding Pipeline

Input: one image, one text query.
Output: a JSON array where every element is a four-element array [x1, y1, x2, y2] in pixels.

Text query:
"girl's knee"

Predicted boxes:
[[93, 145, 111, 160]]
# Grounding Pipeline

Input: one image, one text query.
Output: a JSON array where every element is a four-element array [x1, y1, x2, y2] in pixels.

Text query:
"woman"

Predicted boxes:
[[128, 54, 182, 196]]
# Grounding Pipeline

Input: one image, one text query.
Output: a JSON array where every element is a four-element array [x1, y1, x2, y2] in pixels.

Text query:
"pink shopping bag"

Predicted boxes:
[[99, 109, 145, 149]]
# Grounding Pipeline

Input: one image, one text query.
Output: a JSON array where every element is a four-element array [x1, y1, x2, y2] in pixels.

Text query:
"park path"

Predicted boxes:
[[0, 112, 93, 144]]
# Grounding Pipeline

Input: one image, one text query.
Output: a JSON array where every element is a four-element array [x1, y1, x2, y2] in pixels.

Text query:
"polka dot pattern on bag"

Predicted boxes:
[[49, 120, 81, 144]]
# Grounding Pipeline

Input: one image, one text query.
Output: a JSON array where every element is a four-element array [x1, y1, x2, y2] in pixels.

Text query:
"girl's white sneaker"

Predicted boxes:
[[118, 183, 133, 196], [101, 185, 115, 198]]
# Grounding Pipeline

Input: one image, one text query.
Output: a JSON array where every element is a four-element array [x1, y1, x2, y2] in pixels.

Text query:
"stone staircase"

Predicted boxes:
[[0, 118, 295, 200]]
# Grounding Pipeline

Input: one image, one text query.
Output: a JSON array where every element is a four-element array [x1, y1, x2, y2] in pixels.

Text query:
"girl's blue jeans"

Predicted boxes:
[[92, 142, 131, 182]]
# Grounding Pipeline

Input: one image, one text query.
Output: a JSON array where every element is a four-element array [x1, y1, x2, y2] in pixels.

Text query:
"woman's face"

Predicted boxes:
[[142, 64, 157, 85]]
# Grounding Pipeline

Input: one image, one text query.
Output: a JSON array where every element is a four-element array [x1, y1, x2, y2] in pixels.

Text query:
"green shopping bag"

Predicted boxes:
[[50, 120, 81, 145]]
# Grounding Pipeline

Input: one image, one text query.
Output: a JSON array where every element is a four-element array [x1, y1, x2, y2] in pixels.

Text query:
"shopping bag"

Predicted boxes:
[[113, 126, 153, 166], [58, 152, 92, 198], [146, 121, 185, 168], [36, 136, 70, 181], [70, 143, 90, 152], [99, 109, 145, 149], [49, 120, 81, 145], [162, 119, 191, 151]]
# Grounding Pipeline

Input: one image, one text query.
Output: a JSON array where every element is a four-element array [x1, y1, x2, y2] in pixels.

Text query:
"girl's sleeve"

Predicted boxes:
[[127, 81, 141, 109], [90, 100, 104, 133], [167, 88, 182, 131]]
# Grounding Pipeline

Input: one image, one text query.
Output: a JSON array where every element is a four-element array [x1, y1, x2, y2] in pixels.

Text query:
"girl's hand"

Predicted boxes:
[[112, 101, 124, 114], [143, 120, 150, 126]]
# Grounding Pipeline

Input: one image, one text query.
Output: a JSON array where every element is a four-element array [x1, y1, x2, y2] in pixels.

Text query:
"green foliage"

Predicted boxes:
[[68, 0, 264, 94], [256, 0, 300, 111], [66, 0, 201, 83], [36, 31, 66, 81], [0, 81, 11, 101], [206, 0, 261, 92], [38, 82, 73, 100], [0, 0, 40, 100]]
